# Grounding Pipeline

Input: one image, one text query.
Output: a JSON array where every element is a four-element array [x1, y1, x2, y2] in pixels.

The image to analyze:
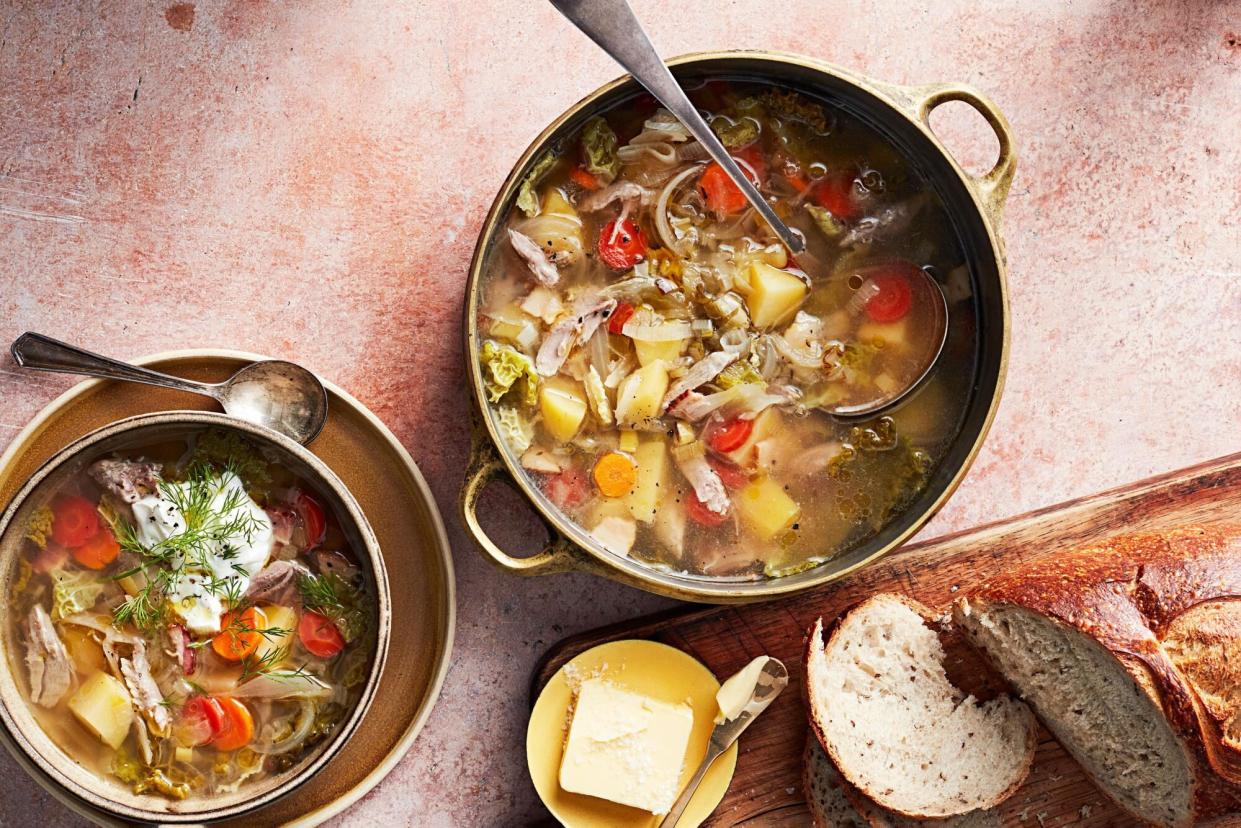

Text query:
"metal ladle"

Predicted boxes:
[[547, 0, 950, 418], [11, 332, 329, 445]]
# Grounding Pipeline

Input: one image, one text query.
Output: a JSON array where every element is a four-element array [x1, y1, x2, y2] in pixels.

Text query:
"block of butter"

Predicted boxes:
[[715, 655, 769, 722], [559, 678, 694, 814]]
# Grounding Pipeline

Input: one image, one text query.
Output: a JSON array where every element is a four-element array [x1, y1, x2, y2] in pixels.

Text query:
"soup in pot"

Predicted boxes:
[[5, 429, 376, 800], [477, 80, 979, 579]]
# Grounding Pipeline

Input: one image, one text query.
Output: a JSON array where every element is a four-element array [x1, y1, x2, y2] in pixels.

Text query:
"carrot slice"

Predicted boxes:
[[298, 610, 346, 657], [707, 417, 754, 454], [569, 166, 601, 190], [72, 530, 119, 570], [593, 452, 638, 498], [212, 698, 254, 751], [51, 496, 101, 547], [212, 606, 267, 662]]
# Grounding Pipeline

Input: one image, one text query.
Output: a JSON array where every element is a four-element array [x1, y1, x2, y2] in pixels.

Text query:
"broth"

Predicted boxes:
[[5, 429, 375, 800], [477, 80, 978, 578]]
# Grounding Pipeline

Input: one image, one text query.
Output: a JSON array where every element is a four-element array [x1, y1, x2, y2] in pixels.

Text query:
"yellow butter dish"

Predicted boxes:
[[527, 639, 738, 827]]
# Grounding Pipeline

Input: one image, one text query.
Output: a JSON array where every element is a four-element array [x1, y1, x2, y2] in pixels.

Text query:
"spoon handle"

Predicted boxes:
[[11, 332, 217, 398], [547, 0, 805, 254], [658, 743, 722, 828]]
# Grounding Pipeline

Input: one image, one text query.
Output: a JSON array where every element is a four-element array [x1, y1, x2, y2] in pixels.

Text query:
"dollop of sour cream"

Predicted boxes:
[[131, 471, 274, 634]]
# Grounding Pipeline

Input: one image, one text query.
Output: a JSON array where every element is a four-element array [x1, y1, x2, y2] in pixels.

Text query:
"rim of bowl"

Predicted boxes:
[[0, 410, 392, 822]]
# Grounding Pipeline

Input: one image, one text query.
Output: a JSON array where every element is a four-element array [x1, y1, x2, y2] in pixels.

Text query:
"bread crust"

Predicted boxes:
[[957, 525, 1241, 824], [802, 735, 840, 828], [804, 594, 1036, 820]]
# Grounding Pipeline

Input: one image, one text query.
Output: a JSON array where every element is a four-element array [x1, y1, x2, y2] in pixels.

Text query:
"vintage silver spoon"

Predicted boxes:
[[11, 332, 329, 445], [546, 0, 949, 419], [657, 656, 789, 828]]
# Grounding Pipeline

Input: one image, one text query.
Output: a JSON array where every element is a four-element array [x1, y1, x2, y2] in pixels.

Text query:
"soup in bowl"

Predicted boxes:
[[0, 412, 389, 822], [471, 75, 992, 584]]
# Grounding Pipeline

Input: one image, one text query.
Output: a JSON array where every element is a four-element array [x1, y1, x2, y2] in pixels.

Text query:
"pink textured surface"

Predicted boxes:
[[1, 1, 1238, 825]]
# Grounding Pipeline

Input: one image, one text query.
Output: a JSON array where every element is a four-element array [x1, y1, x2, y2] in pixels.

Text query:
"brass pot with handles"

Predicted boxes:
[[461, 51, 1014, 603]]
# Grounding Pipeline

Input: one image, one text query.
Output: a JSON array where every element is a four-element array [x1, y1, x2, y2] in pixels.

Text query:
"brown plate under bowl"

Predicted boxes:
[[0, 411, 391, 822], [0, 350, 455, 826]]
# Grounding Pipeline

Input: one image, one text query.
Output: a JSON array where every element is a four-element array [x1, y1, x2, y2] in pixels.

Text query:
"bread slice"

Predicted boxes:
[[954, 597, 1194, 826], [805, 594, 1036, 819], [804, 735, 870, 828], [949, 527, 1241, 827], [804, 735, 1002, 828]]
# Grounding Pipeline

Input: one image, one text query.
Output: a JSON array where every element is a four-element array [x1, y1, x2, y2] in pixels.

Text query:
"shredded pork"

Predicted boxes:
[[661, 351, 739, 412], [508, 228, 560, 287], [244, 559, 311, 605], [89, 458, 163, 504], [676, 453, 730, 516], [579, 180, 653, 213], [23, 606, 72, 707], [119, 642, 170, 734], [535, 297, 617, 377]]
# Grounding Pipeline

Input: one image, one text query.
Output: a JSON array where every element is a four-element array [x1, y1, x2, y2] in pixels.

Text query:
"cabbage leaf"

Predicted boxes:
[[710, 116, 758, 149], [481, 340, 538, 406], [806, 204, 844, 239], [51, 568, 105, 620], [515, 151, 557, 217], [580, 116, 619, 185], [24, 505, 54, 549], [494, 406, 534, 454]]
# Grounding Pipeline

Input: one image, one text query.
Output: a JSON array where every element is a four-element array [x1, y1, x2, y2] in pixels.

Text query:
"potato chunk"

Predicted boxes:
[[61, 626, 108, 675], [744, 262, 807, 328], [736, 476, 801, 540], [69, 671, 134, 749], [723, 408, 783, 468], [589, 515, 637, 556], [255, 604, 297, 666], [540, 377, 588, 442], [634, 337, 687, 367], [625, 440, 669, 523], [614, 362, 669, 428]]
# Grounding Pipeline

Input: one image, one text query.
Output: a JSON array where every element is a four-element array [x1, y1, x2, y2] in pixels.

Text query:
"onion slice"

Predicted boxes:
[[250, 700, 318, 755], [654, 165, 706, 252]]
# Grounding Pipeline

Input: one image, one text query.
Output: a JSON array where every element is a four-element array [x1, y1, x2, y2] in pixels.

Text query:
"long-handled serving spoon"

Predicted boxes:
[[658, 657, 789, 827], [11, 332, 329, 445], [547, 0, 949, 418]]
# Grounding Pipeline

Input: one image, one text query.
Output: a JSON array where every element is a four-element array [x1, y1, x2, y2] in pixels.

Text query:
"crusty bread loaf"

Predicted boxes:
[[803, 736, 1001, 828], [805, 594, 1036, 819], [953, 525, 1241, 827]]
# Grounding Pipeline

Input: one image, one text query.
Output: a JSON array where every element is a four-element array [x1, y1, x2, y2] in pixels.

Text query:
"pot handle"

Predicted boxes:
[[460, 444, 583, 577], [899, 82, 1017, 223]]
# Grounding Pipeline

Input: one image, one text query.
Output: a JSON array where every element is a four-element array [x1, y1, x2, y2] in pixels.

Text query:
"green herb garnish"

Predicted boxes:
[[110, 463, 264, 630], [299, 571, 367, 643]]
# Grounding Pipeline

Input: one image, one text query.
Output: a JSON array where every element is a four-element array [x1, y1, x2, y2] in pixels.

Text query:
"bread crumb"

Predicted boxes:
[[1080, 804, 1093, 818], [1017, 808, 1029, 821], [1036, 811, 1048, 826]]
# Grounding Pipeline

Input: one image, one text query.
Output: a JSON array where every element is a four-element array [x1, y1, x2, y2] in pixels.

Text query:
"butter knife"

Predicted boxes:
[[657, 657, 789, 828]]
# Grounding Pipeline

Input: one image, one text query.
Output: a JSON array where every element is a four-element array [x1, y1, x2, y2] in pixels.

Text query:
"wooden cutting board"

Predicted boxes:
[[533, 452, 1241, 826]]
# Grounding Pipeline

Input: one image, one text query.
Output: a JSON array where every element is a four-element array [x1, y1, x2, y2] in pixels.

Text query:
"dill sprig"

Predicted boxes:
[[298, 572, 367, 642], [239, 644, 289, 682], [237, 645, 315, 684], [110, 461, 264, 631]]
